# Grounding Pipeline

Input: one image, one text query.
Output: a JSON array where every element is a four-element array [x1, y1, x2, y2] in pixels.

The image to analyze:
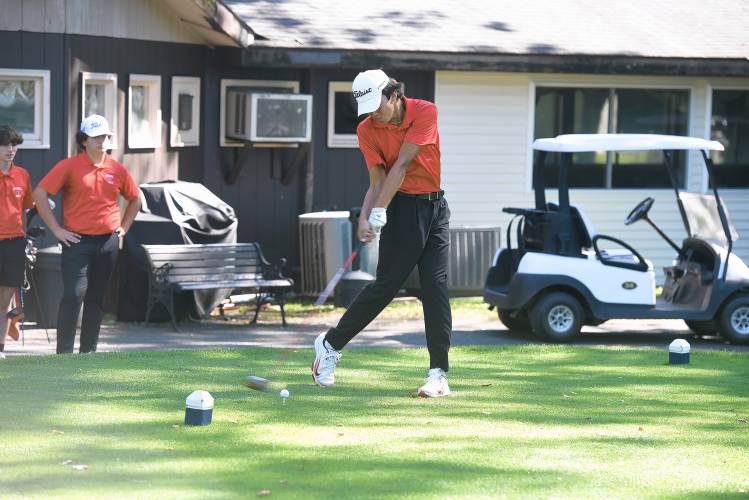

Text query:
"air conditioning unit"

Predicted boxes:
[[298, 212, 352, 297], [226, 91, 312, 143], [404, 226, 502, 295]]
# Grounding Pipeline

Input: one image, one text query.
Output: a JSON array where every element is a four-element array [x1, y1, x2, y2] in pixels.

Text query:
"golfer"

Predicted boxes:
[[33, 115, 141, 354], [312, 69, 452, 397], [0, 125, 33, 358]]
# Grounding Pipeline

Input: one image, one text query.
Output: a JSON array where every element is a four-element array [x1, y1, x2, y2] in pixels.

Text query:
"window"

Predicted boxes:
[[328, 81, 364, 148], [219, 79, 299, 147], [0, 68, 50, 149], [128, 74, 161, 149], [534, 86, 689, 189], [81, 72, 118, 149], [710, 89, 749, 188], [170, 76, 200, 147]]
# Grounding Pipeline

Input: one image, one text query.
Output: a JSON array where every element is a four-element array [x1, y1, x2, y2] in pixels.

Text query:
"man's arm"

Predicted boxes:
[[373, 141, 421, 208], [32, 187, 80, 246], [357, 165, 386, 244], [118, 197, 141, 235], [115, 196, 142, 249]]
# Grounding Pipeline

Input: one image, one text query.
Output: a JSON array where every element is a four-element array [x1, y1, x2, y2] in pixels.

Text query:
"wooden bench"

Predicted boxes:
[[141, 243, 293, 330]]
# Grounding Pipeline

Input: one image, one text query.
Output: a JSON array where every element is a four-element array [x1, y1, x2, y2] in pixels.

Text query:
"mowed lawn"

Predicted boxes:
[[1, 346, 748, 499]]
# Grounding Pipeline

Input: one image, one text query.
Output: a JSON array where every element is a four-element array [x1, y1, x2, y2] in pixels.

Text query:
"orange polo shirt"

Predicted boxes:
[[38, 153, 139, 235], [0, 163, 33, 239], [356, 96, 441, 194]]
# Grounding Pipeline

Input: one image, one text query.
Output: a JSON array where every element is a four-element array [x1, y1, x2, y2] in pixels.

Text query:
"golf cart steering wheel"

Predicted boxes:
[[624, 197, 655, 226]]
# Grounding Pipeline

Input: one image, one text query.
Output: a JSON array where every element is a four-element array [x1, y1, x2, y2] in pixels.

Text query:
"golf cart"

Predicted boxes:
[[483, 134, 749, 344]]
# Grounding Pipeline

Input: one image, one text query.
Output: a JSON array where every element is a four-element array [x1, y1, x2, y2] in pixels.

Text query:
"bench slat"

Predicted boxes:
[[149, 260, 261, 270], [177, 280, 292, 291]]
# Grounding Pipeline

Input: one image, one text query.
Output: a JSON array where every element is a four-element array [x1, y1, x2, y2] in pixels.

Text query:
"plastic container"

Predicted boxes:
[[185, 390, 214, 426], [669, 338, 690, 365], [334, 270, 375, 308]]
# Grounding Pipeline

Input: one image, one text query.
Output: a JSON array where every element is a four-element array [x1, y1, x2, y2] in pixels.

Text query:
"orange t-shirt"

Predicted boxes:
[[356, 97, 441, 194], [38, 153, 139, 235], [0, 164, 33, 239]]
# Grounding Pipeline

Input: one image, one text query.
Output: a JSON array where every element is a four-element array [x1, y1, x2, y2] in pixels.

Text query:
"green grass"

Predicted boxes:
[[1, 347, 748, 499]]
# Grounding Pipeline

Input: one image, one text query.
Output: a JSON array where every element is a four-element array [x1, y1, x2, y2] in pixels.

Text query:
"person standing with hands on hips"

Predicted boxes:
[[0, 126, 33, 359], [312, 69, 452, 397], [33, 115, 141, 354]]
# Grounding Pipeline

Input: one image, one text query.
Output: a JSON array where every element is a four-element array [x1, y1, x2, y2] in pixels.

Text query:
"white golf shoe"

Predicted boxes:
[[418, 368, 451, 397], [311, 333, 341, 387]]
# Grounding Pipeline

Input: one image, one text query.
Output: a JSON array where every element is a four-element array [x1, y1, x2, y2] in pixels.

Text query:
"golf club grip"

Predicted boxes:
[[314, 241, 364, 306]]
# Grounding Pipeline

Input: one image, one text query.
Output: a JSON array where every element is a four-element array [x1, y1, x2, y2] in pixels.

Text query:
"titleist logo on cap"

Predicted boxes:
[[354, 88, 373, 98]]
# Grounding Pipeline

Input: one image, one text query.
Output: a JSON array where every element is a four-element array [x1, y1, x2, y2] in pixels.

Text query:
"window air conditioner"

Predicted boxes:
[[226, 91, 312, 143]]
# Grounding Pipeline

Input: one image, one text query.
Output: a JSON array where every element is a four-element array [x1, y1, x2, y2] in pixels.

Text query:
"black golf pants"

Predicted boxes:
[[325, 193, 452, 371], [57, 233, 119, 354]]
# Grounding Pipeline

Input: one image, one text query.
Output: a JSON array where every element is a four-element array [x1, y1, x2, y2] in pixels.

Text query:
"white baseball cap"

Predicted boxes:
[[80, 114, 112, 137], [352, 69, 390, 116]]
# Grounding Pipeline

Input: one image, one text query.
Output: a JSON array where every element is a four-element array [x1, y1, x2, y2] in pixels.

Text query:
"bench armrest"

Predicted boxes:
[[262, 257, 288, 280], [154, 262, 174, 285]]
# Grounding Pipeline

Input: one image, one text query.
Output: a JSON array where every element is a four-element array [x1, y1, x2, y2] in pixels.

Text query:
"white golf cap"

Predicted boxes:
[[352, 69, 390, 116], [80, 114, 112, 137]]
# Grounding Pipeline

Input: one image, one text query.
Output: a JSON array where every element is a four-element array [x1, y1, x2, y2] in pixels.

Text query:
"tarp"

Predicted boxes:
[[117, 181, 238, 322]]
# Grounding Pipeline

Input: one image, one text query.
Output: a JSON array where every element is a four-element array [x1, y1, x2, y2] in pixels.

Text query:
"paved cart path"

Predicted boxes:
[[5, 314, 746, 356]]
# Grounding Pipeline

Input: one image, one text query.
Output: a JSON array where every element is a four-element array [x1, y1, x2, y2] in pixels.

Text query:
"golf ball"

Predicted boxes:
[[280, 389, 289, 398]]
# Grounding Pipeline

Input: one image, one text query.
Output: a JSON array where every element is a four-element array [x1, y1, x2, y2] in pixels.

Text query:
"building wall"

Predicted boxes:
[[0, 0, 204, 45], [0, 30, 66, 189], [68, 34, 209, 184], [436, 71, 749, 282]]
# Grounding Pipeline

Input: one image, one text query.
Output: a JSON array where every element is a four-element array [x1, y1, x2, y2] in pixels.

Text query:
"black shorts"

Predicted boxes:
[[0, 237, 26, 287]]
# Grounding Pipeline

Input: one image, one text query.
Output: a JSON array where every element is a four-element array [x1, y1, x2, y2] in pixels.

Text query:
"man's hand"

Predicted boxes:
[[115, 227, 126, 250], [52, 227, 80, 247], [368, 207, 387, 232]]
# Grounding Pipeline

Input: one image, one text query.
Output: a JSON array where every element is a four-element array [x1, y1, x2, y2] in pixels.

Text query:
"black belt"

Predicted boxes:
[[397, 190, 444, 201]]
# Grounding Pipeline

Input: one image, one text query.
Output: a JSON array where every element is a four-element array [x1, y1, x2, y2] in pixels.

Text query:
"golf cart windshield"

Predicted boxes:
[[679, 192, 739, 244]]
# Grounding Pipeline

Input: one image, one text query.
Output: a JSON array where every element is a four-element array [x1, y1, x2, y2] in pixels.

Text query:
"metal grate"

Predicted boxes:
[[405, 226, 502, 295], [299, 220, 326, 296], [298, 212, 352, 297]]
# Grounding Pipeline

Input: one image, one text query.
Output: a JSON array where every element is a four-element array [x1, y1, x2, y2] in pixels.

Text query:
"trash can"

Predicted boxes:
[[333, 209, 376, 308], [25, 245, 63, 328], [348, 207, 379, 275]]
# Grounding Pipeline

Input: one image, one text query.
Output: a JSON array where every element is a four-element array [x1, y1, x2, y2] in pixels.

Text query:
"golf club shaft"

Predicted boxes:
[[314, 241, 364, 306]]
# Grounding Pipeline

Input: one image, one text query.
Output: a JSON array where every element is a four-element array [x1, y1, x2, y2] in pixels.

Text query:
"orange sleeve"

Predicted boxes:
[[404, 102, 438, 146], [38, 160, 68, 196], [356, 125, 385, 169], [22, 174, 33, 209], [119, 166, 140, 202]]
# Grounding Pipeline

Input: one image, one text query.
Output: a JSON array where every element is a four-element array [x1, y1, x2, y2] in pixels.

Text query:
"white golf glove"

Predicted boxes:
[[368, 207, 387, 232]]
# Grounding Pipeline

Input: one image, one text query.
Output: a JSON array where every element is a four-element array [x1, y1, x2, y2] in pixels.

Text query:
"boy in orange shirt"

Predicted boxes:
[[312, 70, 453, 397], [0, 126, 33, 358], [33, 115, 141, 354]]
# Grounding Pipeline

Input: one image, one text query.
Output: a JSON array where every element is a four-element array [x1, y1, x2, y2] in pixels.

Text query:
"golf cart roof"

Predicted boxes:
[[533, 134, 725, 153]]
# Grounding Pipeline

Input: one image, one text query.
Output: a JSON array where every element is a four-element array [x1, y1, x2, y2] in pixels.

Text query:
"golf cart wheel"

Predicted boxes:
[[684, 319, 718, 336], [718, 295, 749, 345], [498, 309, 531, 332], [530, 292, 583, 342]]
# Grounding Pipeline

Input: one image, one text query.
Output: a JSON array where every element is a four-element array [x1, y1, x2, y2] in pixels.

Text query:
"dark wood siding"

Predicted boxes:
[[68, 34, 209, 185], [0, 30, 437, 281], [0, 30, 66, 189]]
